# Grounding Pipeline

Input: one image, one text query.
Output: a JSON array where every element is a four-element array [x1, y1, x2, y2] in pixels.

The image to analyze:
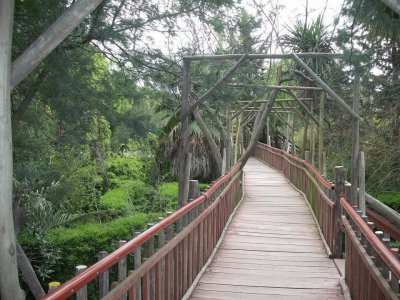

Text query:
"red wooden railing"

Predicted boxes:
[[42, 163, 242, 300], [254, 143, 336, 251], [341, 198, 400, 299], [254, 142, 400, 299]]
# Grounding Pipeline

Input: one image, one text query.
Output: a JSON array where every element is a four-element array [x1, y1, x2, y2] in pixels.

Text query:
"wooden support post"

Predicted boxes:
[[302, 120, 308, 159], [98, 251, 109, 298], [234, 114, 242, 162], [323, 151, 327, 177], [0, 1, 24, 299], [16, 242, 45, 299], [286, 112, 290, 152], [118, 241, 127, 300], [334, 166, 345, 258], [310, 102, 315, 166], [305, 151, 311, 163], [165, 212, 174, 300], [266, 116, 271, 146], [76, 265, 88, 300], [178, 59, 191, 208], [133, 231, 142, 300], [221, 148, 226, 175], [188, 180, 200, 201], [226, 106, 231, 170], [351, 75, 360, 205], [318, 92, 325, 173], [146, 223, 155, 300], [290, 112, 295, 154], [359, 151, 366, 216], [182, 152, 192, 207]]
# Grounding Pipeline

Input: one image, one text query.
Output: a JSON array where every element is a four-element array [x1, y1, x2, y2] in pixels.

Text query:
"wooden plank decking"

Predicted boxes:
[[189, 158, 344, 299]]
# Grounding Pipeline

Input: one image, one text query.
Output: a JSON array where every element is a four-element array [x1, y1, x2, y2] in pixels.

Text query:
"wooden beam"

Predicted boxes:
[[10, 0, 104, 89], [380, 0, 400, 15], [318, 92, 325, 173], [177, 60, 191, 208], [351, 75, 360, 205], [231, 96, 263, 119], [238, 98, 314, 103], [273, 110, 293, 129], [183, 53, 341, 61], [292, 54, 361, 120], [283, 89, 319, 126], [185, 55, 247, 117], [227, 84, 323, 90], [0, 0, 24, 299]]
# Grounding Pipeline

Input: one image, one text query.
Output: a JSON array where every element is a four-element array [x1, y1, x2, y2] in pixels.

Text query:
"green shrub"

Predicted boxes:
[[157, 181, 209, 211], [158, 182, 179, 210], [44, 165, 103, 212], [107, 157, 155, 185], [100, 180, 155, 213], [19, 213, 159, 289], [377, 193, 400, 213]]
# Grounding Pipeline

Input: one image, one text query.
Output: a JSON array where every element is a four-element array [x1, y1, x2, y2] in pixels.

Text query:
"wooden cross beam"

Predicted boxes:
[[226, 84, 323, 90], [183, 53, 341, 61], [184, 55, 247, 117], [292, 54, 361, 120], [11, 0, 105, 89]]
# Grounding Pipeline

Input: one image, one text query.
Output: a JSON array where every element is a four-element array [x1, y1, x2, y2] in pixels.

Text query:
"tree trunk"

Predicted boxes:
[[192, 108, 222, 172], [0, 1, 25, 299], [239, 67, 283, 166]]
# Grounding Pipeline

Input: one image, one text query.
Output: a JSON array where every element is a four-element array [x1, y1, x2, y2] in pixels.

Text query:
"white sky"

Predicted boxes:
[[138, 0, 346, 58]]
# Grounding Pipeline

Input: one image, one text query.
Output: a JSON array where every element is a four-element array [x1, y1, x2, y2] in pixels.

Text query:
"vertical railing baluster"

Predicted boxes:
[[133, 230, 142, 300], [118, 240, 127, 300], [98, 251, 109, 298], [165, 212, 173, 300], [75, 265, 87, 300], [146, 223, 155, 300]]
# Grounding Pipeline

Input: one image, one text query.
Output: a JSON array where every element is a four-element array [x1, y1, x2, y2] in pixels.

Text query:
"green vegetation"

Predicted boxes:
[[376, 193, 400, 213]]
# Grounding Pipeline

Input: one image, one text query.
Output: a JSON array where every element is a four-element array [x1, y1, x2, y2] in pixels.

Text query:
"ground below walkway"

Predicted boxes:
[[189, 158, 344, 300]]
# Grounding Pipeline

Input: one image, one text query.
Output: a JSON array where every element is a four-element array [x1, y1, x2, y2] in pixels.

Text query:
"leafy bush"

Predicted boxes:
[[100, 179, 154, 213], [19, 213, 159, 288], [107, 157, 155, 185], [157, 181, 209, 211], [377, 193, 400, 212], [158, 181, 179, 210], [46, 165, 103, 212]]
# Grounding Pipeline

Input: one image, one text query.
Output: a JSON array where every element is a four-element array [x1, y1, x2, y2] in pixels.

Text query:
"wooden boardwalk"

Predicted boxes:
[[189, 158, 344, 300]]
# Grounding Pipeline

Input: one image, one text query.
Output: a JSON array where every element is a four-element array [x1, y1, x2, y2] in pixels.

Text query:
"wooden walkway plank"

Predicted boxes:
[[189, 158, 344, 299]]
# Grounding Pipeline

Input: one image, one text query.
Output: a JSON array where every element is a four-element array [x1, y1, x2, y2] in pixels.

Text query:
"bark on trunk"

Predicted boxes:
[[0, 1, 25, 299]]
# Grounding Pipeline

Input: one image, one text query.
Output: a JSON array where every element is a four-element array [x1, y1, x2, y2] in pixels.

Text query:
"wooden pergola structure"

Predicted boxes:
[[176, 53, 362, 215]]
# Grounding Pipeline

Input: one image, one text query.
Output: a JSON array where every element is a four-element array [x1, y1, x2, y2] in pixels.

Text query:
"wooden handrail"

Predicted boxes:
[[341, 197, 400, 279], [42, 163, 241, 300], [257, 142, 334, 190]]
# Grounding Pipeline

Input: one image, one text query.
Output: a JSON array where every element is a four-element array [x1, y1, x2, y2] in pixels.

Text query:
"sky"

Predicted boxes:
[[141, 0, 346, 58]]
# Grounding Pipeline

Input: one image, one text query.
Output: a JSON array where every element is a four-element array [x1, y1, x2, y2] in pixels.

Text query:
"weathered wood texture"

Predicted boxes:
[[190, 158, 344, 299]]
